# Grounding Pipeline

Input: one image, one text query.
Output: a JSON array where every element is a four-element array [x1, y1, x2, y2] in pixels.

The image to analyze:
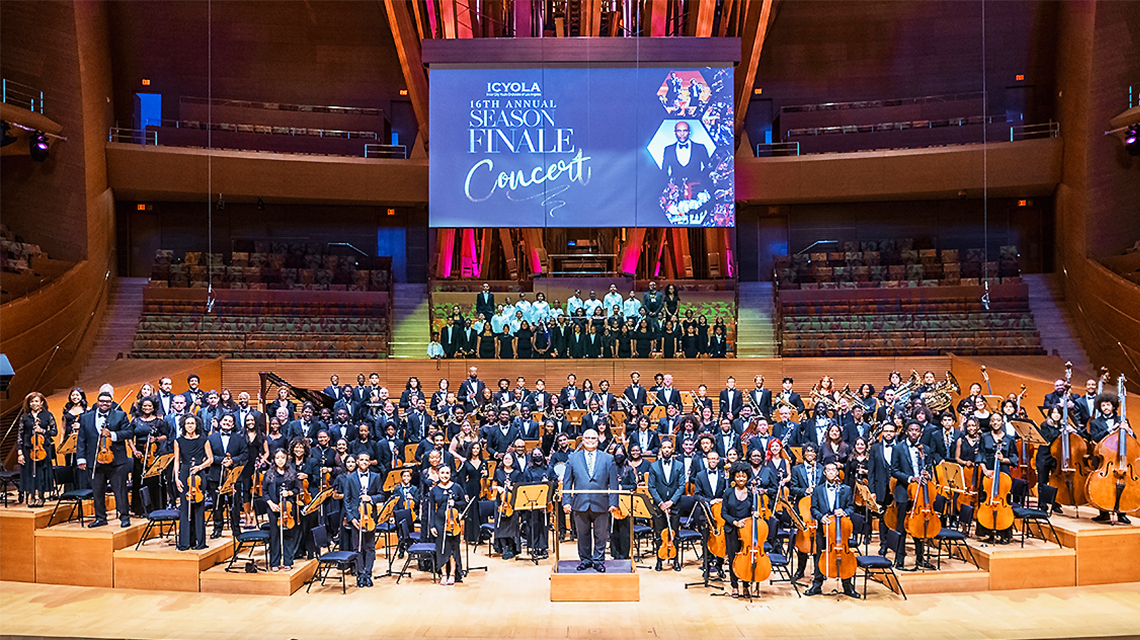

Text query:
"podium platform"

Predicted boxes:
[[550, 560, 639, 602], [34, 520, 147, 587], [114, 536, 235, 592], [199, 558, 318, 596], [961, 538, 1076, 590], [1020, 512, 1140, 585], [0, 505, 64, 582]]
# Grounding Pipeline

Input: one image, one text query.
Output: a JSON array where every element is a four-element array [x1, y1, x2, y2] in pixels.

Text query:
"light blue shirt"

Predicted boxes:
[[427, 342, 444, 358], [583, 298, 604, 316], [603, 292, 624, 315], [515, 300, 533, 323], [623, 298, 642, 318], [531, 300, 551, 323], [566, 296, 584, 316]]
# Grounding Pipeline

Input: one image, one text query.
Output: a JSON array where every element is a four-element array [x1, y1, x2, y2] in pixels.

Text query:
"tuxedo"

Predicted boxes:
[[694, 467, 728, 502], [890, 438, 930, 562], [657, 415, 681, 435], [749, 388, 773, 419], [580, 412, 608, 434], [809, 483, 857, 591], [458, 378, 486, 411], [475, 291, 496, 321], [487, 423, 522, 456], [714, 431, 742, 458], [623, 385, 649, 409], [630, 428, 661, 455], [922, 427, 962, 465], [77, 408, 133, 523], [559, 386, 584, 410], [662, 140, 711, 181], [656, 387, 683, 409], [322, 385, 343, 401], [512, 416, 541, 440], [790, 462, 824, 501], [776, 390, 806, 413], [404, 409, 430, 443], [207, 429, 248, 535], [593, 392, 616, 414], [232, 405, 264, 431], [528, 390, 553, 413], [718, 389, 744, 418], [343, 469, 386, 577]]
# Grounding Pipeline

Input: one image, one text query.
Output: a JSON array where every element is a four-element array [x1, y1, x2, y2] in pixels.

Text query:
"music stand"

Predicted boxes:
[[649, 406, 667, 422], [403, 444, 420, 465], [611, 410, 627, 425], [685, 500, 725, 593], [566, 409, 587, 425], [935, 462, 968, 503], [1011, 418, 1048, 446], [383, 466, 416, 492], [373, 496, 408, 580], [461, 493, 487, 577], [510, 482, 551, 565]]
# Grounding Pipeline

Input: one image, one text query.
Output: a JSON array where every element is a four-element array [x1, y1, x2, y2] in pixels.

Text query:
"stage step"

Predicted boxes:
[[115, 535, 234, 591], [390, 283, 431, 358], [199, 558, 318, 596], [1022, 273, 1092, 372], [734, 281, 779, 358], [76, 277, 149, 383]]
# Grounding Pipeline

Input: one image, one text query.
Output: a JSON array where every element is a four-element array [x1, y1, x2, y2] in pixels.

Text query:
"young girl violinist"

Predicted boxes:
[[428, 463, 467, 585], [263, 447, 301, 571], [173, 414, 213, 550]]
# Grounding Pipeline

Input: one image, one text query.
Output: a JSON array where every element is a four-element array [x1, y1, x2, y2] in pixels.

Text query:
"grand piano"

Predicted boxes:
[[259, 371, 337, 412]]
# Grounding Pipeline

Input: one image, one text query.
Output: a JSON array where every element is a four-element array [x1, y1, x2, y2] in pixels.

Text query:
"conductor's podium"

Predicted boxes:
[[550, 559, 640, 602]]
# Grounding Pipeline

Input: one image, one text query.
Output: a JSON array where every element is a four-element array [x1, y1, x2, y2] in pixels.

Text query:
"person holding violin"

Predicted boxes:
[[17, 392, 57, 507], [263, 447, 301, 572], [127, 396, 161, 516], [789, 443, 825, 581], [207, 413, 249, 539], [77, 391, 135, 528], [647, 438, 685, 572], [978, 417, 1018, 544], [610, 444, 639, 561], [391, 468, 420, 558], [289, 437, 320, 560], [173, 414, 213, 550], [891, 421, 935, 571], [427, 462, 468, 586], [493, 451, 523, 560], [520, 447, 552, 559], [344, 452, 385, 587], [333, 455, 359, 552], [240, 413, 270, 530], [1088, 393, 1133, 524], [804, 461, 861, 598], [1032, 406, 1065, 514], [456, 441, 489, 547], [59, 388, 89, 491], [723, 462, 758, 598]]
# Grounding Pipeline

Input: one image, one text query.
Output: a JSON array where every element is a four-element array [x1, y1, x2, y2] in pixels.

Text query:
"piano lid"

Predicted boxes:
[[259, 371, 337, 411]]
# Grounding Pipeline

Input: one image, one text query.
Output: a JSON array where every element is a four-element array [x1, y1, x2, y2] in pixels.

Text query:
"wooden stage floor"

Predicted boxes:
[[2, 540, 1138, 640]]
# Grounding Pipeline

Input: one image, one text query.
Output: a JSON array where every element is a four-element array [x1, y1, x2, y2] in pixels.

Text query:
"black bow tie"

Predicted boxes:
[[678, 142, 690, 149]]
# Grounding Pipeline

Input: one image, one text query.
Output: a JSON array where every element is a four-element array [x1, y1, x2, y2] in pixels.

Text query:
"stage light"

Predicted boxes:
[[1125, 125, 1139, 157], [1, 121, 16, 148], [29, 131, 50, 161]]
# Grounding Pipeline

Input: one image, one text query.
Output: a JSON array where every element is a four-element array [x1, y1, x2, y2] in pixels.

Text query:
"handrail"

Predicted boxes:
[[109, 128, 158, 145], [2, 78, 44, 114], [755, 141, 800, 157], [786, 114, 1004, 138], [1010, 121, 1060, 141], [364, 143, 408, 159], [179, 95, 385, 118], [780, 91, 985, 114], [142, 118, 382, 140]]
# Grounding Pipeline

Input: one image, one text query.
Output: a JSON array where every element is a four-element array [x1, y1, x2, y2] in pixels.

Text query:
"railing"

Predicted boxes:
[[780, 91, 985, 114], [755, 141, 800, 157], [180, 95, 385, 118], [149, 118, 381, 140], [364, 143, 408, 159], [109, 127, 158, 145], [786, 114, 1003, 138], [2, 79, 44, 114], [1010, 121, 1060, 141]]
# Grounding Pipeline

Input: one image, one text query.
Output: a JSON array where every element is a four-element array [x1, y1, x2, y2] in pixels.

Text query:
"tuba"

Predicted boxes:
[[923, 371, 961, 412], [894, 371, 922, 404]]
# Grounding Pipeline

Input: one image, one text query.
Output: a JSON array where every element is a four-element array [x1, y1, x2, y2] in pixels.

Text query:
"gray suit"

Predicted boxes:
[[563, 448, 619, 564]]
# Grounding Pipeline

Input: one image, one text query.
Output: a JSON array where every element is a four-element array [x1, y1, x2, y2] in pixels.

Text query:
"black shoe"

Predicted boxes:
[[366, 577, 375, 587], [576, 562, 591, 572], [804, 586, 822, 596], [844, 588, 862, 599], [1118, 514, 1132, 525], [210, 530, 222, 539], [356, 577, 365, 588], [715, 569, 726, 580], [1092, 513, 1112, 523], [89, 520, 108, 528], [791, 570, 804, 582], [502, 551, 515, 560], [595, 562, 606, 573], [193, 544, 207, 550], [878, 547, 890, 557], [120, 519, 132, 528], [917, 560, 936, 571], [1051, 505, 1064, 514], [673, 560, 682, 572], [655, 560, 663, 572]]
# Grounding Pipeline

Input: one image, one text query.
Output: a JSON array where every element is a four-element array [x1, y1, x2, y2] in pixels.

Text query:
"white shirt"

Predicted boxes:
[[566, 296, 584, 316], [603, 292, 624, 315], [531, 301, 551, 323], [676, 141, 692, 166], [623, 298, 642, 318]]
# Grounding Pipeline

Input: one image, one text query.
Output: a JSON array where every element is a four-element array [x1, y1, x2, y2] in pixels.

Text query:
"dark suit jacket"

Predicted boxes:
[[790, 462, 824, 501], [458, 379, 486, 410], [487, 423, 522, 456], [713, 431, 741, 458], [868, 439, 896, 502], [77, 409, 133, 467], [629, 428, 661, 455], [342, 470, 386, 524], [475, 291, 495, 321], [718, 389, 743, 418], [559, 386, 585, 410], [513, 417, 541, 440], [624, 385, 649, 408], [693, 468, 728, 502], [206, 431, 249, 483], [647, 457, 685, 505], [663, 141, 712, 182], [322, 385, 343, 401], [656, 387, 683, 409], [562, 449, 618, 512], [528, 391, 553, 413], [890, 439, 927, 503], [921, 428, 962, 465], [810, 483, 854, 523], [749, 388, 773, 419]]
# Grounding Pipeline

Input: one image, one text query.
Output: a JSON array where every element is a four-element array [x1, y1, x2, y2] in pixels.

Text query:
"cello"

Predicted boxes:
[[1086, 374, 1140, 516], [821, 514, 857, 581], [795, 495, 818, 556], [706, 500, 727, 559], [1049, 362, 1091, 508], [975, 439, 1014, 534], [732, 476, 772, 584], [905, 446, 942, 540], [657, 513, 678, 562]]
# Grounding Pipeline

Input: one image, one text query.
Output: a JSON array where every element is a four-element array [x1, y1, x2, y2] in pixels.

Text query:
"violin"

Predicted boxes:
[[975, 439, 1014, 533], [95, 425, 115, 465], [1049, 362, 1092, 506], [187, 467, 205, 504], [444, 493, 463, 536], [281, 493, 297, 530], [821, 514, 857, 580], [732, 477, 771, 583], [905, 446, 942, 540], [498, 474, 514, 517], [29, 414, 48, 462], [1087, 374, 1140, 515], [657, 511, 678, 560], [706, 500, 727, 559], [252, 468, 265, 497], [301, 477, 312, 503]]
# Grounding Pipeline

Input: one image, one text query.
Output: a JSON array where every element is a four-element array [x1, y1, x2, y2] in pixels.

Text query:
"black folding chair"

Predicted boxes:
[[852, 517, 906, 600], [397, 542, 438, 584], [1013, 485, 1063, 548], [48, 488, 94, 527], [135, 486, 179, 549], [306, 524, 359, 594], [226, 498, 270, 572], [934, 503, 978, 569]]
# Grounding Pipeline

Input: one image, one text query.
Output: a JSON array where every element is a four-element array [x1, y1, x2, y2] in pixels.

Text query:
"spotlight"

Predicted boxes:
[[1125, 125, 1139, 157], [1, 121, 16, 148], [29, 131, 49, 161], [257, 196, 265, 211]]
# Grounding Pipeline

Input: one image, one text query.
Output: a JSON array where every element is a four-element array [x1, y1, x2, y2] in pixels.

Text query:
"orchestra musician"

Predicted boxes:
[[648, 438, 685, 572], [345, 452, 384, 587], [173, 414, 213, 550], [891, 421, 935, 571], [428, 463, 467, 586], [77, 391, 134, 528], [17, 392, 57, 507], [804, 461, 861, 598]]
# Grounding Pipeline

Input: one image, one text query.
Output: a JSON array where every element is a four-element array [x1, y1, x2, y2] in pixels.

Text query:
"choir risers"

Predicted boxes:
[[199, 559, 318, 596], [550, 561, 639, 602], [34, 521, 147, 587], [114, 536, 235, 592]]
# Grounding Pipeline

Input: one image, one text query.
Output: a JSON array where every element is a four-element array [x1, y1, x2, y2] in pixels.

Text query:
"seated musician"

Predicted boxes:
[[804, 462, 861, 598], [629, 414, 661, 456]]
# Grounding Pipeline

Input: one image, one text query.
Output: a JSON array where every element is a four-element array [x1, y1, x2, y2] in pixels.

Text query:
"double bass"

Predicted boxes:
[[732, 476, 772, 584], [975, 440, 1014, 533], [1086, 374, 1140, 515], [905, 446, 942, 540], [1049, 362, 1091, 507]]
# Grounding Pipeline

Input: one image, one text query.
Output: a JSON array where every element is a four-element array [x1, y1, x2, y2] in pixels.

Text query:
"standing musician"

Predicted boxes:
[[623, 372, 649, 410], [263, 447, 301, 572], [804, 461, 861, 598], [207, 414, 248, 539], [777, 377, 807, 414], [648, 438, 685, 572], [723, 462, 758, 598], [427, 463, 467, 586], [715, 417, 743, 459], [17, 392, 57, 507], [562, 429, 620, 572], [923, 411, 962, 465], [749, 375, 774, 420], [694, 450, 729, 579], [610, 444, 639, 561], [1034, 405, 1065, 514], [978, 418, 1018, 544], [789, 443, 825, 581], [891, 421, 935, 571], [391, 468, 420, 557], [458, 366, 486, 413], [128, 396, 161, 516], [344, 452, 384, 587], [77, 391, 134, 528], [771, 406, 801, 453], [240, 414, 269, 530], [173, 414, 213, 550], [520, 448, 552, 559], [869, 421, 899, 557], [59, 388, 89, 491], [493, 451, 523, 559], [1088, 394, 1133, 524]]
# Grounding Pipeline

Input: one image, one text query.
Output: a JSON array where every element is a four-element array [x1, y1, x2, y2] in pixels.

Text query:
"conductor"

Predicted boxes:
[[562, 428, 619, 572]]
